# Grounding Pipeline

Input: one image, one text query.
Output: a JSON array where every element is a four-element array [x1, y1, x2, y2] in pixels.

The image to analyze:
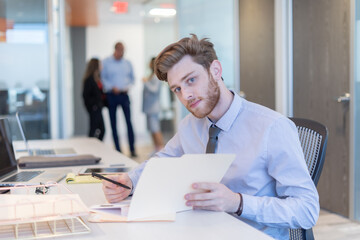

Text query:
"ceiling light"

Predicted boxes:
[[149, 8, 176, 17]]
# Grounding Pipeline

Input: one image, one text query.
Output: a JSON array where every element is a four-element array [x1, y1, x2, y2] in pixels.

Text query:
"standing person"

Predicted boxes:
[[101, 42, 137, 157], [82, 58, 105, 140], [101, 35, 319, 239], [142, 57, 164, 153]]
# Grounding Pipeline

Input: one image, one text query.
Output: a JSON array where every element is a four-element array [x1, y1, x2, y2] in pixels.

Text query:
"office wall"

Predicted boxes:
[[239, 0, 275, 110], [143, 20, 176, 74], [71, 27, 87, 136]]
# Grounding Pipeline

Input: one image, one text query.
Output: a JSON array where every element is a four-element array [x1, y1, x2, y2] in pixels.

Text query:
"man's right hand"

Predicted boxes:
[[102, 173, 133, 203]]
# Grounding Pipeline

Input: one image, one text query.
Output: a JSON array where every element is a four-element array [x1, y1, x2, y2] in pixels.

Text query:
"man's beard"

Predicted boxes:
[[187, 75, 220, 118]]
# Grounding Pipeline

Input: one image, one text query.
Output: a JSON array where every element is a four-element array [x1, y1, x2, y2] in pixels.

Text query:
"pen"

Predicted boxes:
[[91, 172, 131, 190]]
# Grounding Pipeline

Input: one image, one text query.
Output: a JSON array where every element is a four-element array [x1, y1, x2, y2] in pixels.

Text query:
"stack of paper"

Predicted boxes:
[[89, 154, 235, 222]]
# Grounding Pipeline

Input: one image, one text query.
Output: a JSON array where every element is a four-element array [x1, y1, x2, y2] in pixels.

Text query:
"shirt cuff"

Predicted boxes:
[[240, 194, 259, 218], [127, 170, 139, 195]]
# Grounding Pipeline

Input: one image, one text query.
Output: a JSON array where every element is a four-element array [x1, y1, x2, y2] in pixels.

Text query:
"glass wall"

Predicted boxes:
[[176, 0, 239, 119], [0, 0, 50, 139], [177, 0, 238, 91]]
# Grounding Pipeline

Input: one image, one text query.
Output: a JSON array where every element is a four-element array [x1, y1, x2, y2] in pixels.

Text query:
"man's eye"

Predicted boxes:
[[188, 78, 195, 83], [174, 87, 181, 93]]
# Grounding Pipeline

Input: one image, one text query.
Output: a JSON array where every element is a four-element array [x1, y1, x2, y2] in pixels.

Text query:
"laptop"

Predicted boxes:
[[15, 112, 77, 156], [0, 118, 67, 186]]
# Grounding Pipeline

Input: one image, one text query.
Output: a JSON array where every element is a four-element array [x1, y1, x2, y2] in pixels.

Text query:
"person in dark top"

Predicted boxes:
[[82, 58, 105, 140]]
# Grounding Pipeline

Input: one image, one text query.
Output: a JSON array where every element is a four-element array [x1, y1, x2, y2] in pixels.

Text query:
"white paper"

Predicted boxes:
[[89, 198, 176, 222], [127, 154, 235, 221], [89, 209, 176, 222]]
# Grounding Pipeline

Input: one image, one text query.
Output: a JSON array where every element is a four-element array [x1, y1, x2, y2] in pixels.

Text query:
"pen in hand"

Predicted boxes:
[[91, 172, 131, 190]]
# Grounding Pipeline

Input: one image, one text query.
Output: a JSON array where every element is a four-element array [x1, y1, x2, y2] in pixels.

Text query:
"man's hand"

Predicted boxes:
[[184, 182, 240, 213], [102, 173, 133, 203]]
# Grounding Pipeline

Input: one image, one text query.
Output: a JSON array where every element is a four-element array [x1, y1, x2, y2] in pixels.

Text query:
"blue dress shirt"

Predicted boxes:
[[101, 56, 135, 92], [128, 93, 319, 240]]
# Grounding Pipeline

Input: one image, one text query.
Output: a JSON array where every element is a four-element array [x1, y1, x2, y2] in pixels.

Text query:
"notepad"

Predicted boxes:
[[89, 154, 235, 222], [65, 173, 102, 184]]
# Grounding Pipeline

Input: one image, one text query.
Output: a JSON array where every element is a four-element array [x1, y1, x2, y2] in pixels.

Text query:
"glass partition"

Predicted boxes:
[[0, 0, 50, 139], [176, 0, 238, 119], [354, 0, 360, 221]]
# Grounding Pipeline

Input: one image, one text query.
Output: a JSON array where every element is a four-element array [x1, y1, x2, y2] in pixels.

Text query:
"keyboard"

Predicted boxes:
[[2, 171, 44, 182]]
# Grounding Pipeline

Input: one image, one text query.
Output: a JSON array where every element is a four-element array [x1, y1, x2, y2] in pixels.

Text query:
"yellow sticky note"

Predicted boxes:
[[66, 173, 102, 184]]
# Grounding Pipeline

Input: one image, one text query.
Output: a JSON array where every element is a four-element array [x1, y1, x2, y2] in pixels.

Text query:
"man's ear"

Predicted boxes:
[[210, 60, 222, 80]]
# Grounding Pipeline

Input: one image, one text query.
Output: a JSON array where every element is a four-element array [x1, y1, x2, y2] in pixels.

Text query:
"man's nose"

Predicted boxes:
[[182, 88, 193, 100]]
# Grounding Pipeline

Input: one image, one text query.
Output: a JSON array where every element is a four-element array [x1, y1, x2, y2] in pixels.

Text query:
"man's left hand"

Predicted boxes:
[[184, 182, 240, 213]]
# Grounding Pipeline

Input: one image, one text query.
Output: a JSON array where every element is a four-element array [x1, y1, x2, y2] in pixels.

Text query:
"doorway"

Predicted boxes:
[[293, 0, 350, 217]]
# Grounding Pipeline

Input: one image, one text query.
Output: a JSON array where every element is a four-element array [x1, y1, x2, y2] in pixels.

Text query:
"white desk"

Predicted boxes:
[[16, 138, 273, 240]]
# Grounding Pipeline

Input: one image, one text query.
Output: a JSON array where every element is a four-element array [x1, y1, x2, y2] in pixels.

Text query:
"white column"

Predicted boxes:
[[48, 0, 60, 139], [274, 0, 293, 116]]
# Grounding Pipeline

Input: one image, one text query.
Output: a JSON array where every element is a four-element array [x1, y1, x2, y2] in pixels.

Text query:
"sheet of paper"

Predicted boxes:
[[127, 154, 235, 221], [89, 198, 175, 222], [89, 208, 176, 222]]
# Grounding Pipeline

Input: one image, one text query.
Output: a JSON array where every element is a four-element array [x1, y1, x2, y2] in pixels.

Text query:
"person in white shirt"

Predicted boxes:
[[102, 34, 319, 240]]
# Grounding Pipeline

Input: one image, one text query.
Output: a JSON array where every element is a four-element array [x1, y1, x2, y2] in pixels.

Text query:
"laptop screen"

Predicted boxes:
[[15, 112, 31, 154], [0, 118, 17, 178]]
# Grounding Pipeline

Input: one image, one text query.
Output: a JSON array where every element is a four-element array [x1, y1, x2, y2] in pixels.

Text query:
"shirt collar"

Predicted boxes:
[[206, 91, 243, 132]]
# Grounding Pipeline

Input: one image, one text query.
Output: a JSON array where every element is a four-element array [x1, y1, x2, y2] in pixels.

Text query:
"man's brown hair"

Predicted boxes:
[[154, 34, 218, 81]]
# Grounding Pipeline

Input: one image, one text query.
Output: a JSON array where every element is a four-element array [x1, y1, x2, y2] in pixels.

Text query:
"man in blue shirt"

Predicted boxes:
[[101, 42, 137, 157], [102, 35, 319, 240]]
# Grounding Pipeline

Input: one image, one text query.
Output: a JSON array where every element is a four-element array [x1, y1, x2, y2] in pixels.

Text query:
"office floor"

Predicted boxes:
[[314, 210, 360, 240], [126, 142, 360, 240]]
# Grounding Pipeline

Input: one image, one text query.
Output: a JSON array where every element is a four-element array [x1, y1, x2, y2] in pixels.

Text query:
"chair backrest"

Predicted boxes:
[[289, 117, 329, 240], [290, 118, 328, 186]]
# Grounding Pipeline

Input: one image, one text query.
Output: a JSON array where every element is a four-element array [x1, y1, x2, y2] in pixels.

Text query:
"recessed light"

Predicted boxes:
[[149, 8, 176, 17]]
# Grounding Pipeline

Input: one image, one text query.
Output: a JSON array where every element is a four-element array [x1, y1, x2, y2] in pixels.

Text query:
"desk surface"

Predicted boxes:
[[16, 138, 273, 240]]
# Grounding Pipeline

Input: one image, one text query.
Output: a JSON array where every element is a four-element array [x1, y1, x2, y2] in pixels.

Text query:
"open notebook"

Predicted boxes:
[[0, 118, 67, 186], [88, 154, 235, 222]]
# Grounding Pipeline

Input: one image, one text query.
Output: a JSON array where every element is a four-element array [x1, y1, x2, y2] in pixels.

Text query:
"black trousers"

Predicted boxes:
[[106, 92, 135, 153], [88, 107, 105, 141]]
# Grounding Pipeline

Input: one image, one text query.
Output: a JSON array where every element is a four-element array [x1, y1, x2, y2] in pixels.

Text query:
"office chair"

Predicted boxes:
[[289, 118, 328, 240]]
